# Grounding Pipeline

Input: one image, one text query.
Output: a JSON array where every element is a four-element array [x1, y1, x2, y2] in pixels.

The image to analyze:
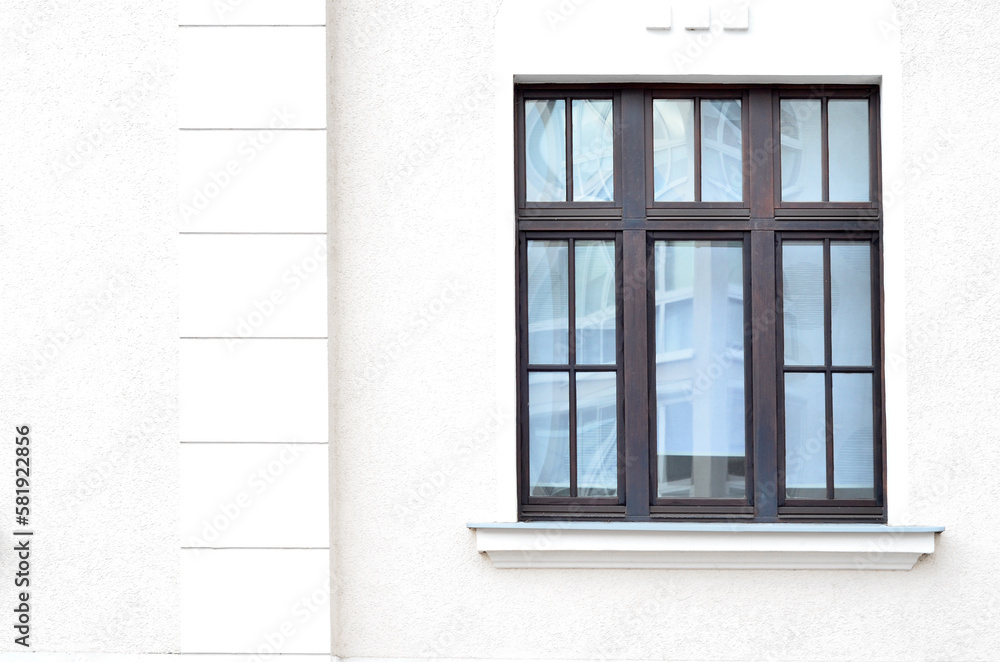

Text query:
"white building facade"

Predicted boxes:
[[0, 0, 994, 660]]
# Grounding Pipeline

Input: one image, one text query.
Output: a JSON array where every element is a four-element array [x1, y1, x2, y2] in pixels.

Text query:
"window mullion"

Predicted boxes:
[[568, 238, 577, 497], [693, 97, 702, 202], [565, 97, 574, 202], [821, 97, 830, 202], [620, 89, 651, 519], [750, 230, 779, 521], [823, 238, 834, 500], [749, 89, 776, 218], [622, 230, 650, 518], [747, 89, 780, 520]]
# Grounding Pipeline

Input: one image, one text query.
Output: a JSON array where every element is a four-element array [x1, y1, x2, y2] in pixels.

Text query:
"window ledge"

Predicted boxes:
[[467, 522, 944, 570]]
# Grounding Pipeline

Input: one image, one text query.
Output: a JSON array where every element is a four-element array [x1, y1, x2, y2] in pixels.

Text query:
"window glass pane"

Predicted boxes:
[[525, 100, 566, 202], [780, 100, 822, 201], [576, 372, 617, 496], [831, 242, 872, 366], [701, 99, 743, 202], [782, 242, 825, 366], [828, 100, 870, 201], [528, 372, 570, 497], [572, 99, 614, 202], [784, 372, 827, 499], [652, 100, 695, 202], [527, 240, 569, 364], [654, 241, 746, 499], [575, 240, 616, 365], [833, 373, 875, 499]]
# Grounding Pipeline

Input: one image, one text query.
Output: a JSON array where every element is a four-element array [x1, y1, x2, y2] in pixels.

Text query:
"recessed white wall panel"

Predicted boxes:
[[179, 339, 327, 442], [180, 443, 329, 548], [181, 549, 331, 653], [179, 0, 326, 25], [178, 130, 327, 232], [180, 234, 327, 338], [178, 27, 325, 128]]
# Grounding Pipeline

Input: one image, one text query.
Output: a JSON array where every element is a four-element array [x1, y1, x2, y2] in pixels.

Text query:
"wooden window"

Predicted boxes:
[[515, 85, 884, 522]]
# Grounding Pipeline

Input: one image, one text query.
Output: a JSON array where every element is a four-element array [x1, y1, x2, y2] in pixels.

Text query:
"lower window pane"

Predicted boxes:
[[833, 373, 875, 499], [830, 242, 873, 366], [654, 240, 746, 499], [783, 241, 825, 366], [784, 372, 827, 499], [576, 372, 617, 497], [528, 372, 570, 497], [575, 240, 616, 365], [527, 240, 569, 365]]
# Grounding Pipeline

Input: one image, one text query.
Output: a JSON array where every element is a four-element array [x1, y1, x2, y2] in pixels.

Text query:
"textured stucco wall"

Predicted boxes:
[[0, 1, 178, 653], [329, 0, 1000, 660], [0, 0, 995, 657]]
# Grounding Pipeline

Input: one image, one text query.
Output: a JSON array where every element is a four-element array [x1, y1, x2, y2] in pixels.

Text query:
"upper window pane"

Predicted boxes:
[[828, 100, 871, 201], [701, 99, 743, 202], [525, 100, 566, 201], [572, 100, 615, 202], [780, 100, 823, 202], [652, 100, 695, 201], [781, 98, 872, 203]]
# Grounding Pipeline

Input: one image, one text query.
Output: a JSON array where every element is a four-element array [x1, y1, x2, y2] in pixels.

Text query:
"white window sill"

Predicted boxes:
[[468, 522, 944, 570]]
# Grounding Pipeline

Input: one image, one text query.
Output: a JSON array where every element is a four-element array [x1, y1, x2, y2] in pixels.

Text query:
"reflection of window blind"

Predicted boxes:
[[527, 267, 568, 324], [577, 404, 617, 490], [783, 261, 824, 330], [784, 388, 826, 489], [834, 428, 874, 487], [529, 413, 569, 491]]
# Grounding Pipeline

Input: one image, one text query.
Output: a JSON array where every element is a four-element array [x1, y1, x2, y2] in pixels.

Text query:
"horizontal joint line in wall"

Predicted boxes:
[[178, 128, 327, 132], [181, 546, 329, 550], [179, 232, 327, 235], [179, 337, 326, 342], [178, 24, 326, 28], [179, 441, 329, 445], [182, 651, 330, 659]]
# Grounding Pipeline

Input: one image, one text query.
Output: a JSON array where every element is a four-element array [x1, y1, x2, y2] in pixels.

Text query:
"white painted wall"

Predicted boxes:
[[0, 0, 997, 658], [0, 1, 178, 652], [330, 0, 1000, 659], [0, 0, 331, 655]]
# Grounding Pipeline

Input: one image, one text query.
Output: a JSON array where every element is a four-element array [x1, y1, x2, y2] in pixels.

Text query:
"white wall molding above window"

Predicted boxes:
[[469, 522, 943, 570]]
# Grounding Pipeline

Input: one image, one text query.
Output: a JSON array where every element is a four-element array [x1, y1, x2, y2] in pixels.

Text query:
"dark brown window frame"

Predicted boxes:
[[515, 84, 885, 523]]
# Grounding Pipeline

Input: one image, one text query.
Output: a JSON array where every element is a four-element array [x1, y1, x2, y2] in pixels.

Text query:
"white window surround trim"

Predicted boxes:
[[483, 2, 936, 573], [469, 522, 944, 570], [490, 2, 919, 538]]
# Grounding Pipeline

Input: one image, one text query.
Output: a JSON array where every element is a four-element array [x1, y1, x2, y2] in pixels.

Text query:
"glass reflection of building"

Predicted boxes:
[[654, 241, 745, 499]]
